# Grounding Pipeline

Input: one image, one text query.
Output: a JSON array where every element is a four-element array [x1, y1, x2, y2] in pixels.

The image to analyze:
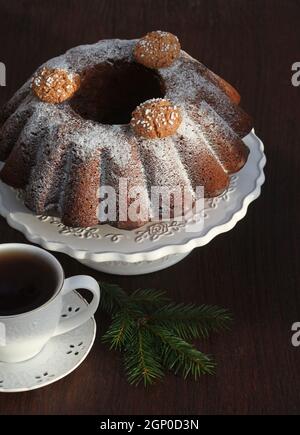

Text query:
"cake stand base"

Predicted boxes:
[[78, 252, 191, 275]]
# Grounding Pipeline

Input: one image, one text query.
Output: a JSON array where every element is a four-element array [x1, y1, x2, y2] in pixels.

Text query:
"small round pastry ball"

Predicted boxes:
[[32, 68, 80, 104], [131, 98, 182, 139], [134, 31, 181, 69]]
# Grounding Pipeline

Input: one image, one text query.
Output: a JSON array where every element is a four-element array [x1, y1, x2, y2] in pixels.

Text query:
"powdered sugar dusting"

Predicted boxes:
[[131, 98, 181, 136], [0, 38, 251, 227]]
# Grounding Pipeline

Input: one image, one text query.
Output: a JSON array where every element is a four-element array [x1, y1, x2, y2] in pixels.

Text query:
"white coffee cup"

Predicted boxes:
[[0, 244, 100, 363]]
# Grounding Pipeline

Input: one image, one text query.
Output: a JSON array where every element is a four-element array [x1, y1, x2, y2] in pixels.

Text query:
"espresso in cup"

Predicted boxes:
[[0, 249, 59, 316]]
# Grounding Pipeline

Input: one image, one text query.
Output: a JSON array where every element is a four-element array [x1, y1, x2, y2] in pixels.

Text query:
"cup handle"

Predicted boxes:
[[53, 275, 100, 337]]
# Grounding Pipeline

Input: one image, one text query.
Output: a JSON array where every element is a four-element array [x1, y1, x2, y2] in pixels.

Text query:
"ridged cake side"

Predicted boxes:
[[0, 39, 252, 229]]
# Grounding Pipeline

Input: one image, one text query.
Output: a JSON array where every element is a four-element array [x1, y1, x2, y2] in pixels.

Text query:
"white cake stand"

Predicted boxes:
[[0, 130, 266, 275]]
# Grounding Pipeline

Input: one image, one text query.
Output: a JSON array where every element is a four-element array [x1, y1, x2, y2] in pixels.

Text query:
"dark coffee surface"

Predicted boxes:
[[0, 251, 58, 316]]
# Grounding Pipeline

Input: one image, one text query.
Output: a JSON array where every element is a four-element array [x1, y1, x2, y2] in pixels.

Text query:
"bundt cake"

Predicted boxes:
[[0, 31, 252, 230]]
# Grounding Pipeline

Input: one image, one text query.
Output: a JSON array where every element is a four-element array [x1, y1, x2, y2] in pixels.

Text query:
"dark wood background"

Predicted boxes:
[[0, 0, 299, 415]]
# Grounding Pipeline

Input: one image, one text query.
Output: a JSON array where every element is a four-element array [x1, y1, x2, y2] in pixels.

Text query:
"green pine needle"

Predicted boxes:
[[129, 289, 170, 311], [102, 310, 136, 350], [150, 326, 216, 378], [100, 283, 232, 387], [99, 282, 128, 314], [150, 303, 233, 340], [124, 328, 164, 386]]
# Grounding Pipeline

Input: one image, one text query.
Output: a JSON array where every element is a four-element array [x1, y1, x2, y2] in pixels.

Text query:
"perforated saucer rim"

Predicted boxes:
[[0, 291, 96, 393]]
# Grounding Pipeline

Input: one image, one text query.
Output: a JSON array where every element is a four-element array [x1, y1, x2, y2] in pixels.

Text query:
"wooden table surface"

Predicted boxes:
[[0, 0, 299, 415]]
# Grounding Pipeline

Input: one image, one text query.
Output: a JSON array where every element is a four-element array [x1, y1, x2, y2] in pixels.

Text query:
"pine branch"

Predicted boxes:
[[129, 289, 170, 311], [149, 326, 216, 379], [99, 283, 232, 387], [150, 303, 232, 340], [123, 327, 164, 386], [102, 309, 136, 350], [99, 283, 169, 315], [99, 282, 128, 314]]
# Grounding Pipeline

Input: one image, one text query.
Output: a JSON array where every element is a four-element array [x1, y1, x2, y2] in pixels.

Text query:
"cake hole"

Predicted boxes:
[[70, 60, 166, 125]]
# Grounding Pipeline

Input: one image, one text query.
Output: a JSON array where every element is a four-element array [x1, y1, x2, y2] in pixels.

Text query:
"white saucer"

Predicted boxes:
[[0, 130, 266, 275], [0, 291, 96, 393]]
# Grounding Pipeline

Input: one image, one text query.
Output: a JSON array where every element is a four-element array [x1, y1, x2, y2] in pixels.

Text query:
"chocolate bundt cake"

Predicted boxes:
[[0, 31, 252, 229]]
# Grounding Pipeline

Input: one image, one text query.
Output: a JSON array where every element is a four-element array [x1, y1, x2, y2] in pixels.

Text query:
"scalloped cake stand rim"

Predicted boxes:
[[0, 130, 266, 263]]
